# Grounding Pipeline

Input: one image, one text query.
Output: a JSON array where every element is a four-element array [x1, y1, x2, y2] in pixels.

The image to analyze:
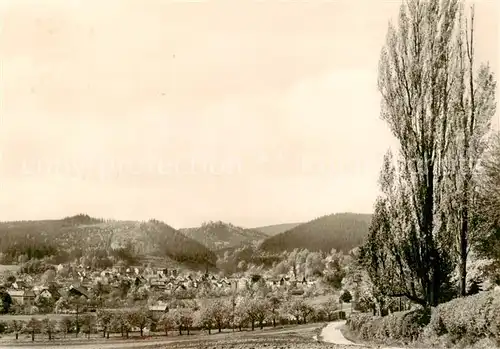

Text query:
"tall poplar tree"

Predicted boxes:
[[366, 0, 496, 308]]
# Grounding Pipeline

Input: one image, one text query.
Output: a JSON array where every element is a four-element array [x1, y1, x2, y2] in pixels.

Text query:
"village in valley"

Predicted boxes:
[[0, 215, 361, 343], [0, 244, 355, 344], [2, 262, 321, 316]]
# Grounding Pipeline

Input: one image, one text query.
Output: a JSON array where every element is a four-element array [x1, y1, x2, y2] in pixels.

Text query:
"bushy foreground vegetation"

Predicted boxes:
[[347, 290, 500, 347], [425, 290, 500, 347], [347, 309, 431, 344]]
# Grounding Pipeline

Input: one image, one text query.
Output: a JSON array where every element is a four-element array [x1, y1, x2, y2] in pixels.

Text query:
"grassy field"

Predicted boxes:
[[0, 297, 354, 322], [0, 264, 21, 273], [306, 295, 353, 311], [0, 314, 74, 321], [0, 322, 371, 349]]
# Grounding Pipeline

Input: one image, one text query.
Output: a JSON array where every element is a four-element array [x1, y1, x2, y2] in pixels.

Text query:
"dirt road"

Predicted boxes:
[[320, 321, 360, 346], [320, 321, 405, 349]]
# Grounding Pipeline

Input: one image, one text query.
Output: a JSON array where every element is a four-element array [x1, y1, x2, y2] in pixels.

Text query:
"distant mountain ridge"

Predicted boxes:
[[253, 222, 303, 236], [0, 214, 216, 269], [0, 213, 372, 270], [258, 212, 372, 254], [180, 220, 269, 251]]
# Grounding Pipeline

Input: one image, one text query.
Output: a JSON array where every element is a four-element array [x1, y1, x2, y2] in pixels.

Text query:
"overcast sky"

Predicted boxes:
[[0, 0, 498, 228]]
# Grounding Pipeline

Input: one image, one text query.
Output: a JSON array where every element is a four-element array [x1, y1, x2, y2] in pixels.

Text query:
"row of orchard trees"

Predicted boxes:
[[0, 311, 158, 342], [118, 295, 341, 336], [160, 293, 347, 335], [0, 315, 96, 342], [0, 295, 345, 341], [358, 0, 498, 315], [194, 296, 319, 334]]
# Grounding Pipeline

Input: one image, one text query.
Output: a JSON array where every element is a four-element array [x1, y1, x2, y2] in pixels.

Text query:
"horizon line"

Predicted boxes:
[[0, 210, 374, 230]]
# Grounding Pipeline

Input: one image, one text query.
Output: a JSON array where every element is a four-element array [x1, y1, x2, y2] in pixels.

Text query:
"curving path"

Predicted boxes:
[[320, 321, 405, 349], [320, 321, 360, 346]]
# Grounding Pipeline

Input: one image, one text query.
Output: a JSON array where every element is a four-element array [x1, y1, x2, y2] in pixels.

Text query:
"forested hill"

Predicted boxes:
[[0, 214, 216, 268], [258, 213, 372, 254], [180, 221, 269, 250], [253, 222, 302, 236]]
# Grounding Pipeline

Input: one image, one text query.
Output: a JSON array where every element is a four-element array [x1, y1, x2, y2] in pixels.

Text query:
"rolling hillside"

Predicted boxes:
[[253, 222, 303, 236], [180, 221, 269, 251], [0, 214, 216, 268], [258, 213, 372, 254]]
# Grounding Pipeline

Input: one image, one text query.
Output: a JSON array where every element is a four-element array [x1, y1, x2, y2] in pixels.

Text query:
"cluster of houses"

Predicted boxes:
[[142, 269, 317, 295], [265, 275, 316, 289], [4, 281, 90, 309], [91, 266, 316, 295], [1, 263, 318, 315], [93, 266, 241, 294]]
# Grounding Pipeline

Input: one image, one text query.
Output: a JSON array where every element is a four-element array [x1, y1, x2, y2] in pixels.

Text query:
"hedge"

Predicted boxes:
[[347, 290, 500, 347], [427, 290, 500, 345], [346, 313, 373, 334], [347, 308, 430, 342]]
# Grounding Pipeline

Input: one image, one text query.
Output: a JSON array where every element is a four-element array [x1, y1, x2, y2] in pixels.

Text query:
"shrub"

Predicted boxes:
[[426, 290, 500, 345], [0, 320, 6, 334], [329, 310, 346, 321], [349, 291, 500, 347], [347, 308, 430, 343], [346, 313, 373, 333], [340, 290, 352, 303], [399, 308, 431, 340]]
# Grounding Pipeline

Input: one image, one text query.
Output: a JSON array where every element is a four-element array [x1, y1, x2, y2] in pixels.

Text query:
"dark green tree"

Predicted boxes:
[[340, 290, 352, 303], [367, 0, 495, 307], [0, 291, 12, 314]]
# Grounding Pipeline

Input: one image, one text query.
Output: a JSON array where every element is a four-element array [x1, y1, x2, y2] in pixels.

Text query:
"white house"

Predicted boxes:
[[237, 278, 249, 290], [8, 289, 36, 306], [38, 289, 52, 299]]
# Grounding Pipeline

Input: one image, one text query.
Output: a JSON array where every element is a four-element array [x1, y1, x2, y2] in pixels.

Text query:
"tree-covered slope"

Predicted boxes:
[[0, 214, 216, 268], [253, 222, 302, 236], [180, 221, 269, 250], [258, 213, 372, 254]]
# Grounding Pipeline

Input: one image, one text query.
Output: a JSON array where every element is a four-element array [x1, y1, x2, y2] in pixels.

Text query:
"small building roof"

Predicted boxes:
[[7, 289, 24, 297], [7, 289, 35, 297], [24, 290, 36, 297], [69, 285, 89, 298], [149, 304, 168, 312]]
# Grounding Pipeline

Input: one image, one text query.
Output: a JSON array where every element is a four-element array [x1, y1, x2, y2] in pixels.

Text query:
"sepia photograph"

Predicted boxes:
[[0, 0, 498, 348]]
